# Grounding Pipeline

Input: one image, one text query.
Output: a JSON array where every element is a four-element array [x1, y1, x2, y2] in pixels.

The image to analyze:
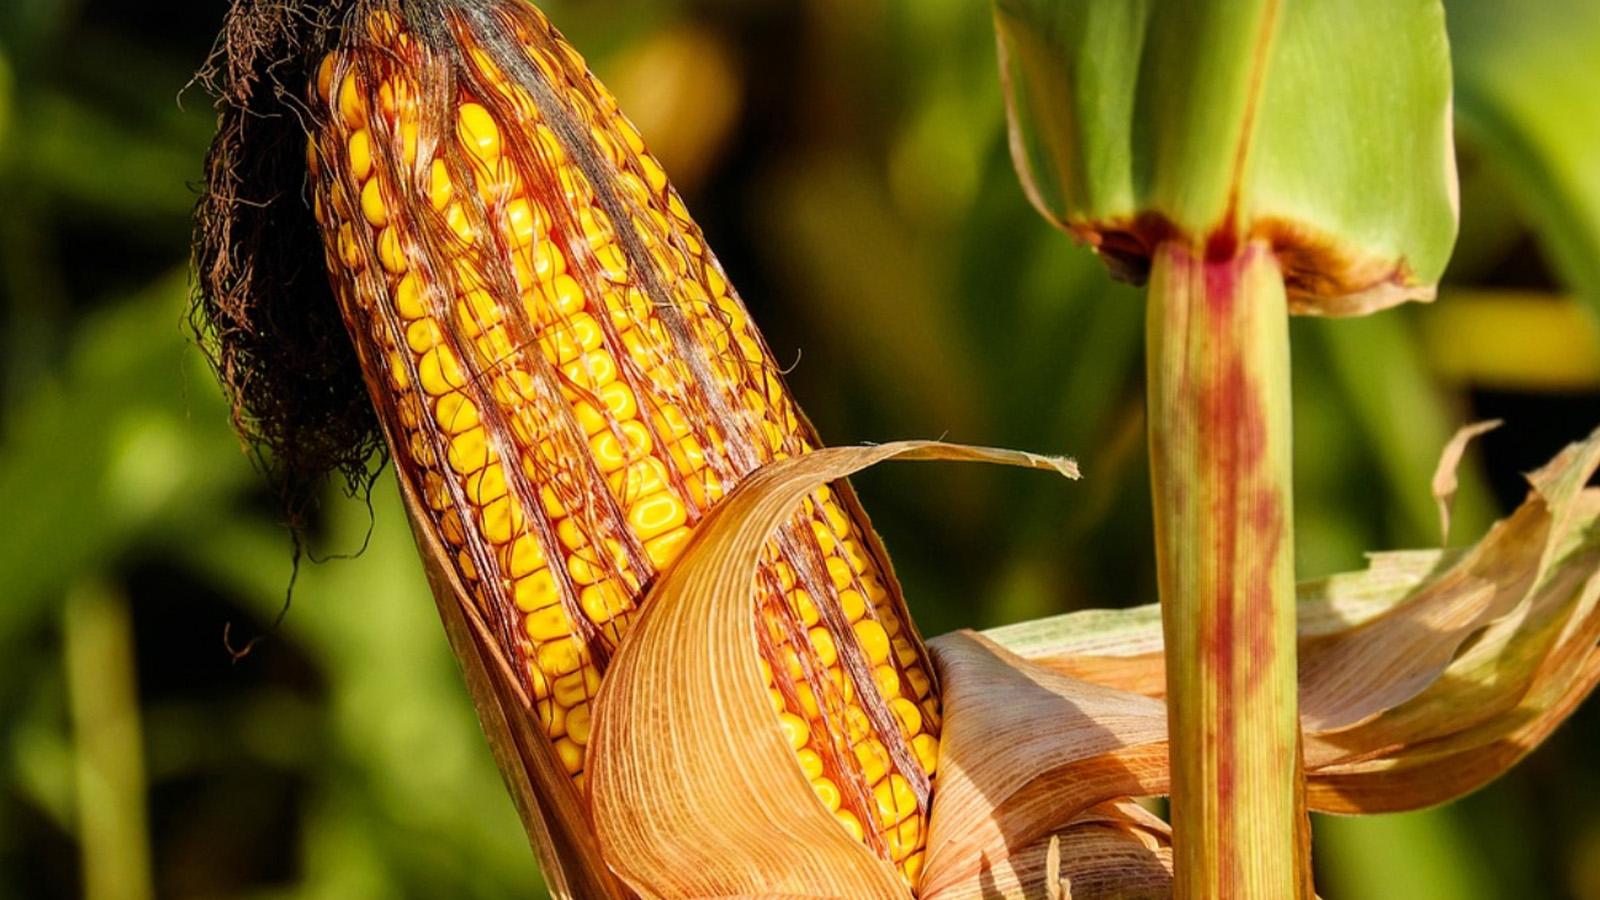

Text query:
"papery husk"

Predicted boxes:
[[922, 801, 1173, 900], [919, 427, 1600, 891], [588, 442, 1078, 900]]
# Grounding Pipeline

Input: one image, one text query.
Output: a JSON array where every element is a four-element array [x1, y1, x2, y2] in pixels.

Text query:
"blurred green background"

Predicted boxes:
[[4, 0, 1600, 897]]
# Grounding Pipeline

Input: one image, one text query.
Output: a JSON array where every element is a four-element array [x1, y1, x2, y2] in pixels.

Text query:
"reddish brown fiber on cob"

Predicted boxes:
[[213, 0, 948, 884]]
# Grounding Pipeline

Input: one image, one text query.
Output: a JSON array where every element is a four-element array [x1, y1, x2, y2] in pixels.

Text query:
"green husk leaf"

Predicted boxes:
[[994, 0, 1458, 314]]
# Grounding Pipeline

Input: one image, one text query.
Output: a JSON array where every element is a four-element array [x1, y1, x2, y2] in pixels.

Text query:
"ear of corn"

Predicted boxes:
[[305, 1, 936, 883]]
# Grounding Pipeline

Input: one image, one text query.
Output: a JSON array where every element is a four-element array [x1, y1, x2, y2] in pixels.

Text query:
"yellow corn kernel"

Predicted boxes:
[[434, 391, 479, 434], [811, 777, 841, 812], [777, 713, 809, 751], [834, 810, 864, 843], [360, 176, 388, 227], [808, 627, 837, 668], [912, 734, 939, 775], [537, 637, 584, 677], [873, 665, 900, 699], [514, 569, 560, 611], [554, 736, 584, 774], [855, 739, 890, 785], [458, 102, 501, 161], [508, 534, 546, 578], [566, 702, 592, 745], [854, 619, 891, 667], [524, 605, 568, 641], [873, 774, 917, 827], [890, 698, 923, 738], [348, 129, 374, 181], [644, 526, 692, 569], [796, 748, 824, 781], [627, 491, 687, 541]]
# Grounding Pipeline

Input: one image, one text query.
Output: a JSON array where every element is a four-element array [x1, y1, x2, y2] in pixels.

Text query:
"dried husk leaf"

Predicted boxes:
[[916, 634, 1167, 898], [922, 801, 1172, 900], [588, 442, 1077, 900], [1433, 420, 1502, 543], [962, 427, 1600, 836]]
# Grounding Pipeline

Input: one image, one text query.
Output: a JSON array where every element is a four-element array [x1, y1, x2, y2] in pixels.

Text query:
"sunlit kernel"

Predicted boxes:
[[466, 463, 507, 505], [853, 620, 891, 667], [873, 665, 900, 699], [418, 346, 467, 396], [377, 224, 407, 274], [580, 583, 628, 624], [448, 426, 490, 475], [482, 496, 523, 545], [428, 159, 453, 211], [873, 774, 917, 826], [890, 697, 923, 739], [566, 702, 592, 746], [433, 391, 479, 434], [348, 128, 374, 181], [796, 748, 824, 781], [507, 534, 547, 578], [627, 492, 686, 541], [338, 73, 367, 128], [834, 810, 864, 843], [777, 712, 809, 751], [551, 668, 600, 708], [808, 627, 838, 669], [811, 777, 842, 812], [395, 272, 426, 319], [457, 102, 501, 161], [643, 526, 692, 569], [316, 54, 337, 106], [405, 318, 442, 353]]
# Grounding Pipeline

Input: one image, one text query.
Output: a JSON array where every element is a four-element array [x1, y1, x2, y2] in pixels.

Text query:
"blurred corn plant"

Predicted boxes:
[[5, 0, 1600, 898]]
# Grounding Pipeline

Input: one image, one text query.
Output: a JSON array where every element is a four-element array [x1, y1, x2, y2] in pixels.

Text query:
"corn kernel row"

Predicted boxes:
[[305, 3, 938, 881]]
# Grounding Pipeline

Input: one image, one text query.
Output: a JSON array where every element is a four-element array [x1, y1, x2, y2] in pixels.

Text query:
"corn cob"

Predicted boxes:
[[304, 1, 937, 882]]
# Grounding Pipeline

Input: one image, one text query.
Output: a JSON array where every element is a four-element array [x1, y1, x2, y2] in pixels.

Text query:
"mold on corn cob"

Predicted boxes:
[[301, 0, 937, 882]]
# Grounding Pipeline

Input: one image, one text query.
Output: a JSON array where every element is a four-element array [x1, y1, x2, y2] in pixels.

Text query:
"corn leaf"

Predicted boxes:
[[993, 0, 1457, 313]]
